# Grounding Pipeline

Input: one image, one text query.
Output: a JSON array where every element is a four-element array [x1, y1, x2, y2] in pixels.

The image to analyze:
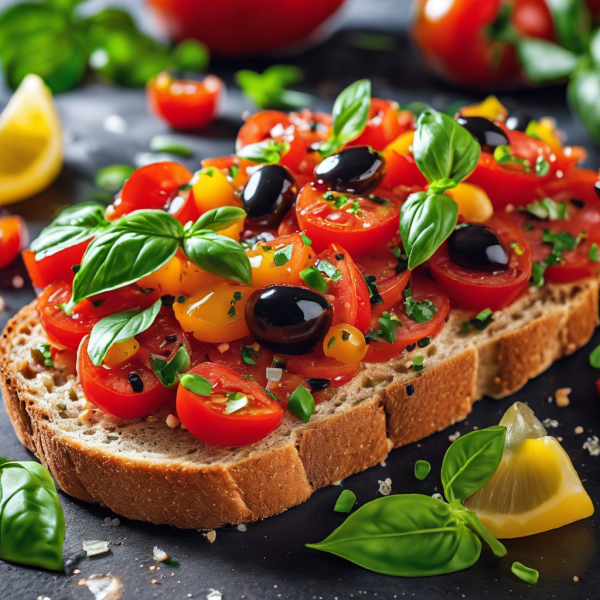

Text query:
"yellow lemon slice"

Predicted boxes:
[[0, 74, 63, 205], [464, 402, 594, 539]]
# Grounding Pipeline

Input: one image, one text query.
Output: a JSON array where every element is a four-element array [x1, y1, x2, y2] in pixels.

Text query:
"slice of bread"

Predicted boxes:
[[1, 277, 597, 529]]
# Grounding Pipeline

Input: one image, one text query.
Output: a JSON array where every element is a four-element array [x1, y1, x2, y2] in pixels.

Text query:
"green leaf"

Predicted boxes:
[[307, 494, 481, 576], [151, 346, 190, 389], [87, 299, 162, 366], [334, 489, 356, 513], [413, 109, 481, 188], [316, 259, 342, 282], [516, 39, 579, 83], [0, 461, 65, 570], [149, 135, 194, 157], [241, 345, 257, 365], [441, 427, 506, 503], [31, 203, 109, 260], [183, 230, 251, 284], [70, 210, 182, 305], [512, 561, 540, 584], [82, 8, 136, 31], [171, 39, 209, 72], [400, 191, 458, 270], [521, 198, 568, 221], [237, 140, 290, 164], [404, 292, 437, 323], [95, 164, 135, 192], [274, 244, 293, 266], [545, 0, 591, 53], [414, 460, 431, 480], [45, 0, 84, 15], [531, 261, 546, 286], [589, 344, 600, 368], [461, 308, 494, 333], [190, 206, 247, 232], [319, 79, 371, 158], [567, 58, 600, 144], [535, 156, 550, 177], [366, 311, 402, 344], [590, 242, 599, 262], [300, 267, 327, 293], [288, 385, 315, 423], [493, 145, 531, 172], [180, 373, 212, 396], [458, 506, 507, 557]]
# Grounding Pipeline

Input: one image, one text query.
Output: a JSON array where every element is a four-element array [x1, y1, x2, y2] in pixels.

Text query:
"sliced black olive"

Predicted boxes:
[[241, 164, 298, 227], [314, 146, 386, 195], [245, 285, 332, 355], [307, 377, 330, 392], [128, 373, 144, 393], [447, 224, 509, 271], [506, 109, 534, 132], [456, 116, 509, 153]]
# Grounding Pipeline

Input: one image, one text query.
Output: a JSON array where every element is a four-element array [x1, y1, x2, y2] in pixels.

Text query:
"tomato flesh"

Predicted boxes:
[[23, 241, 89, 289], [0, 216, 27, 270]]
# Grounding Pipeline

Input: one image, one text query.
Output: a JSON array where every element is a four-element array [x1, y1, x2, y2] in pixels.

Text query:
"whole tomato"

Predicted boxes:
[[410, 0, 554, 88]]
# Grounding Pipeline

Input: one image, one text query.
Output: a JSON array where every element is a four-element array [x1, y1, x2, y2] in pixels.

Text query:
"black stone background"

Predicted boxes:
[[0, 0, 598, 598]]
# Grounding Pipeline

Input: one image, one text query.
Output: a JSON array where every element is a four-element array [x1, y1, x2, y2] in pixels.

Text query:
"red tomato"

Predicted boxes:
[[277, 208, 301, 237], [166, 187, 201, 226], [146, 0, 346, 56], [147, 73, 222, 130], [0, 216, 27, 270], [285, 349, 360, 386], [429, 214, 532, 311], [542, 167, 600, 206], [176, 363, 283, 447], [364, 273, 450, 363], [23, 241, 89, 289], [315, 244, 371, 333], [296, 183, 401, 254], [109, 162, 192, 220], [411, 0, 553, 88], [381, 152, 427, 190], [267, 371, 309, 408], [349, 100, 414, 151], [38, 282, 160, 350]]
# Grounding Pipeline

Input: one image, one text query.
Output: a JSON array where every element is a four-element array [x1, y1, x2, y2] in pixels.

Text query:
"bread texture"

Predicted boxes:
[[1, 277, 597, 529]]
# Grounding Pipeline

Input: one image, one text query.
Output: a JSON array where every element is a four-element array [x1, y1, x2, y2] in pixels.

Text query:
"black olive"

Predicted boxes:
[[241, 164, 298, 227], [595, 181, 600, 200], [307, 377, 330, 392], [128, 373, 144, 393], [245, 285, 332, 355], [456, 117, 509, 153], [506, 109, 534, 132], [314, 146, 386, 195], [447, 224, 509, 271]]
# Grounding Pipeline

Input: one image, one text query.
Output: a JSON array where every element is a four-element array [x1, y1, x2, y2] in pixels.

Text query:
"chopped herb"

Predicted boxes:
[[367, 312, 402, 344], [493, 145, 531, 172], [511, 562, 539, 584], [288, 385, 315, 422], [589, 344, 600, 368], [334, 489, 356, 513], [224, 392, 249, 414], [521, 198, 568, 221], [151, 346, 190, 389], [228, 291, 243, 317], [317, 260, 343, 282], [461, 308, 494, 333], [347, 201, 361, 215], [264, 387, 279, 401], [392, 247, 408, 272], [57, 403, 67, 410], [404, 289, 437, 323], [95, 164, 135, 192], [228, 165, 239, 180], [179, 183, 192, 191], [417, 336, 431, 348], [535, 156, 550, 177], [262, 245, 272, 252], [237, 140, 290, 164], [531, 261, 546, 286], [176, 295, 186, 304], [341, 329, 351, 342], [590, 243, 599, 262], [523, 220, 534, 231], [31, 344, 53, 367], [367, 194, 390, 206], [149, 135, 193, 157], [525, 120, 540, 139], [510, 242, 524, 256], [164, 559, 180, 568], [364, 275, 383, 305], [301, 233, 312, 246], [274, 244, 294, 266], [300, 267, 327, 293], [323, 191, 349, 210], [327, 336, 337, 350], [413, 356, 424, 372], [180, 373, 212, 396], [242, 374, 254, 381], [242, 345, 258, 365], [542, 229, 582, 265], [414, 460, 431, 480]]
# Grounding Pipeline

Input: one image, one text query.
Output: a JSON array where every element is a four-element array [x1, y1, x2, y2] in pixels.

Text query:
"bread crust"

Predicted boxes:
[[1, 277, 597, 529]]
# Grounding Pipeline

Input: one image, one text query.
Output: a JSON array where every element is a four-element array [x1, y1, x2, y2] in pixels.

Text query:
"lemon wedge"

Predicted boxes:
[[0, 74, 63, 205], [464, 402, 594, 539]]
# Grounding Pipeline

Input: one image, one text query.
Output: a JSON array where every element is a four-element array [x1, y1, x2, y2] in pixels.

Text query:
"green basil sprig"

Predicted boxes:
[[65, 207, 249, 310], [152, 346, 191, 389], [31, 203, 109, 260], [307, 427, 507, 576], [87, 299, 162, 366], [319, 79, 371, 158], [237, 140, 290, 164], [0, 459, 65, 571]]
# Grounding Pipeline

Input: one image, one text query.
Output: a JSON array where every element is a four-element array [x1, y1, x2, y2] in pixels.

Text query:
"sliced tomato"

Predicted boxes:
[[176, 363, 283, 446], [542, 167, 600, 206], [315, 244, 371, 334], [266, 371, 309, 409], [23, 241, 89, 289], [285, 348, 361, 386], [108, 162, 192, 220], [429, 213, 532, 311], [38, 281, 160, 350], [277, 207, 301, 237], [147, 73, 222, 130], [381, 152, 427, 190], [166, 187, 201, 226], [0, 216, 27, 270], [364, 273, 450, 363], [296, 183, 402, 254]]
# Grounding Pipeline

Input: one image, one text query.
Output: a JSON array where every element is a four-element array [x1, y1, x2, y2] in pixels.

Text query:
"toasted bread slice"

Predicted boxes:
[[0, 277, 597, 529]]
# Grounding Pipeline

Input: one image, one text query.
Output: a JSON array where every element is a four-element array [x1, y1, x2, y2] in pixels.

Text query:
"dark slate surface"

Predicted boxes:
[[0, 1, 599, 598]]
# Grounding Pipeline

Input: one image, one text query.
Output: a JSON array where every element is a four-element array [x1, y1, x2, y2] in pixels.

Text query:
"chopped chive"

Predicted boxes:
[[334, 489, 356, 513]]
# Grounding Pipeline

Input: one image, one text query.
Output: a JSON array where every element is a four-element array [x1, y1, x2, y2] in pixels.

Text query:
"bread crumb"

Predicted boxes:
[[542, 418, 559, 428], [379, 460, 386, 467], [236, 524, 247, 532], [153, 547, 169, 562], [78, 409, 94, 424], [204, 530, 216, 543], [217, 343, 229, 353], [448, 431, 461, 442], [102, 517, 120, 527], [149, 565, 156, 571], [573, 576, 579, 582], [72, 569, 81, 574], [583, 436, 600, 456], [378, 478, 392, 496], [151, 579, 158, 584], [166, 414, 180, 428], [566, 342, 577, 353], [555, 388, 571, 407], [575, 426, 584, 435]]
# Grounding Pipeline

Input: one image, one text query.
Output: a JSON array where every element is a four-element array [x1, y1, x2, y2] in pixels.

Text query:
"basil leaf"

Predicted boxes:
[[0, 460, 65, 571], [414, 460, 431, 480], [306, 494, 481, 576], [300, 267, 327, 293], [237, 140, 290, 164], [589, 344, 600, 368], [404, 292, 437, 323], [183, 230, 251, 284], [190, 206, 247, 233], [400, 191, 458, 270], [522, 198, 568, 220], [152, 346, 190, 389], [545, 0, 591, 53], [413, 109, 481, 189], [180, 373, 212, 396], [317, 259, 342, 282], [334, 489, 356, 513], [31, 203, 109, 260], [516, 39, 579, 83], [81, 7, 136, 32], [319, 79, 371, 158], [288, 385, 315, 423], [171, 39, 209, 72], [567, 58, 600, 144], [274, 244, 293, 266], [95, 164, 135, 192], [457, 506, 507, 557], [149, 135, 194, 157], [87, 298, 162, 366], [71, 210, 182, 305], [441, 426, 506, 503], [512, 561, 539, 584]]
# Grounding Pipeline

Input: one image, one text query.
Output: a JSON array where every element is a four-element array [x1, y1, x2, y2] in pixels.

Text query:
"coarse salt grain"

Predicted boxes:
[[153, 546, 169, 562], [542, 418, 559, 428], [555, 388, 571, 407], [101, 517, 120, 527], [207, 590, 222, 600], [378, 478, 392, 496], [237, 523, 247, 532], [583, 436, 600, 456], [573, 576, 579, 582], [448, 431, 461, 442]]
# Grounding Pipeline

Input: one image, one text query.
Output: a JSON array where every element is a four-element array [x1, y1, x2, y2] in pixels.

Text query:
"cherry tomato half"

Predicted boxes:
[[285, 349, 361, 386], [0, 216, 27, 270], [147, 72, 222, 130], [23, 241, 89, 289], [176, 363, 283, 447]]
